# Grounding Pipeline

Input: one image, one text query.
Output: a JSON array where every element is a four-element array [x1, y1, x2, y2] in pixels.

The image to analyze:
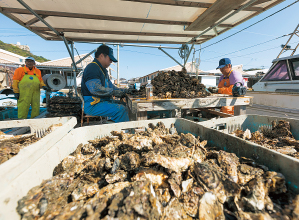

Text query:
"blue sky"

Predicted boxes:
[[0, 0, 298, 80]]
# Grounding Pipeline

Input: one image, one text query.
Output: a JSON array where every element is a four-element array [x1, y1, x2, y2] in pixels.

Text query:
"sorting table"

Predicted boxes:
[[127, 94, 253, 120]]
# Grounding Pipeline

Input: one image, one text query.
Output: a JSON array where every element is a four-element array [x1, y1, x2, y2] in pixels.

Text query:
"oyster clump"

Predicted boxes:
[[17, 122, 297, 219]]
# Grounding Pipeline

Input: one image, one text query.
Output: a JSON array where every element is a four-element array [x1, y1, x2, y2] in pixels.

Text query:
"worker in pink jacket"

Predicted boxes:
[[217, 58, 244, 114]]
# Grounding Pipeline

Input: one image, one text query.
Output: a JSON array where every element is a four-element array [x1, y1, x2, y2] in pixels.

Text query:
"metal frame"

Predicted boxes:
[[158, 47, 184, 68], [10, 0, 282, 90], [277, 23, 299, 58], [187, 0, 258, 44]]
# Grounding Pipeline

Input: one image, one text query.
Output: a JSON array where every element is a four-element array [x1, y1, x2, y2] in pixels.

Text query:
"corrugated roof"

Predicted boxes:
[[0, 0, 285, 44]]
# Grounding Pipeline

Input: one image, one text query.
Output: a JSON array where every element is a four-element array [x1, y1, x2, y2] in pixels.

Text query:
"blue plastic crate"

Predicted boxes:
[[0, 108, 15, 120]]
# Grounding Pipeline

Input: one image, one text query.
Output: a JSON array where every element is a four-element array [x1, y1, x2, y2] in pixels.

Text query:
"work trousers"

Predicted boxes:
[[83, 96, 129, 123]]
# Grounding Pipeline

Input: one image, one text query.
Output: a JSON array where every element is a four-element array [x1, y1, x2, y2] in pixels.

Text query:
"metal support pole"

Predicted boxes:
[[67, 40, 78, 96], [213, 27, 218, 36], [75, 49, 96, 65], [117, 45, 120, 86], [187, 0, 258, 44], [159, 47, 184, 68]]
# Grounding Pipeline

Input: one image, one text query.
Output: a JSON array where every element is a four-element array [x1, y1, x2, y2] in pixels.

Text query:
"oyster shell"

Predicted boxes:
[[162, 198, 192, 220], [198, 192, 225, 220], [143, 151, 192, 173]]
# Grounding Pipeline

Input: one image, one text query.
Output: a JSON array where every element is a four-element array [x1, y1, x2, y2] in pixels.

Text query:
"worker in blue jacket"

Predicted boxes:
[[81, 44, 129, 123]]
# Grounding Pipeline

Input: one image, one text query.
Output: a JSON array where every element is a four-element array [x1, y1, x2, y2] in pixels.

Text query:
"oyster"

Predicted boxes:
[[217, 150, 240, 183], [168, 172, 182, 197], [241, 176, 270, 212], [198, 192, 225, 220], [132, 168, 168, 188], [194, 162, 227, 203], [182, 178, 193, 193], [143, 151, 192, 173], [120, 151, 141, 171], [238, 163, 264, 185], [108, 180, 163, 219], [162, 198, 192, 220], [71, 183, 99, 201], [105, 170, 127, 184], [181, 190, 199, 217]]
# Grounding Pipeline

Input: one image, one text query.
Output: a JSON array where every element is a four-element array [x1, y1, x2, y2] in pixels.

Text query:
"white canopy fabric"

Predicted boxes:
[[0, 0, 285, 45]]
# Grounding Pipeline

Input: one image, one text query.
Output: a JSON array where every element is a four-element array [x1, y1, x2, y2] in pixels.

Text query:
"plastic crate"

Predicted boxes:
[[0, 107, 14, 120], [1, 118, 299, 219], [0, 117, 77, 219], [198, 114, 299, 139]]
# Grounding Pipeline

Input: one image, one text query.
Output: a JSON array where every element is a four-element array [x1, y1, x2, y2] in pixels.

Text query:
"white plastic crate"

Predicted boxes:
[[1, 118, 299, 219], [198, 114, 299, 139], [0, 117, 77, 219]]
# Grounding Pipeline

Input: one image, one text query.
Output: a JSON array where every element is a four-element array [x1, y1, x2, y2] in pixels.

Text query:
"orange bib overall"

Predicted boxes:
[[218, 70, 234, 115]]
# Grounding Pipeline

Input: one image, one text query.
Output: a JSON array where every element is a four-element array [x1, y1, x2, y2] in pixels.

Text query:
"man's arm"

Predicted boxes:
[[85, 79, 113, 96], [12, 68, 21, 93]]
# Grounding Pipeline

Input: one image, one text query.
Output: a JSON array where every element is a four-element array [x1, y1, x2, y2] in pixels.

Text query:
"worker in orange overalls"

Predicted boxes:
[[12, 57, 46, 119], [217, 58, 244, 115]]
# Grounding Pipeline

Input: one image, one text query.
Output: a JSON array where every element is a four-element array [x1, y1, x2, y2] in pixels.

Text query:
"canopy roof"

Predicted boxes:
[[0, 0, 284, 45]]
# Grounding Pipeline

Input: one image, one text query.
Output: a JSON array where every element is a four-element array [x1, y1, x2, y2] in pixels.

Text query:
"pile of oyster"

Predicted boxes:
[[0, 133, 39, 165], [17, 122, 299, 219], [47, 96, 81, 118], [130, 70, 210, 99], [232, 120, 299, 160], [0, 123, 62, 165]]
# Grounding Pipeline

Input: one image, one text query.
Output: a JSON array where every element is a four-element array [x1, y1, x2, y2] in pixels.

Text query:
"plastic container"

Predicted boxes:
[[2, 118, 299, 219], [0, 117, 77, 219], [198, 114, 299, 138], [0, 107, 14, 120], [198, 114, 299, 192], [134, 82, 141, 91], [145, 80, 153, 100]]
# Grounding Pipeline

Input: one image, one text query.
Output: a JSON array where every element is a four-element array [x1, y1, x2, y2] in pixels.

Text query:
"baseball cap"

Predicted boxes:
[[216, 58, 231, 69], [95, 45, 118, 62], [25, 56, 35, 62]]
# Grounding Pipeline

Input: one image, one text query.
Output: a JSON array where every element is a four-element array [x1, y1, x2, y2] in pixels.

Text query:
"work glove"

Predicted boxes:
[[14, 93, 19, 100], [40, 80, 47, 88], [111, 90, 125, 98], [208, 87, 219, 93], [12, 80, 20, 93]]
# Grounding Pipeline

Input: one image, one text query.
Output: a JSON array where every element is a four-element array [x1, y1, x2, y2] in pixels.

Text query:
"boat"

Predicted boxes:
[[247, 54, 299, 119]]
